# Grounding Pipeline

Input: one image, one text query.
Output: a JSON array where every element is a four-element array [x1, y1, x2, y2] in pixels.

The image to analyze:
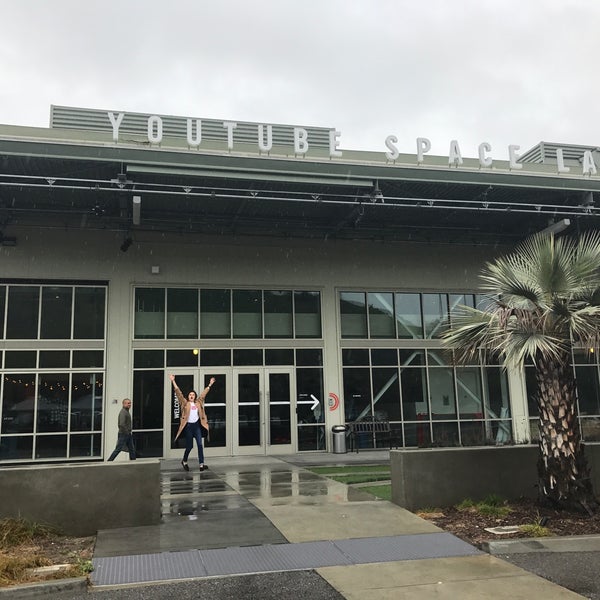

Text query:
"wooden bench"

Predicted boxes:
[[349, 420, 400, 453]]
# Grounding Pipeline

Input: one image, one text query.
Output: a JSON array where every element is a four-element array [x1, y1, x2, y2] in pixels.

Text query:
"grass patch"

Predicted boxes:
[[328, 474, 391, 485], [519, 523, 552, 537], [360, 484, 392, 501], [455, 495, 511, 518], [0, 518, 57, 550], [0, 551, 51, 586]]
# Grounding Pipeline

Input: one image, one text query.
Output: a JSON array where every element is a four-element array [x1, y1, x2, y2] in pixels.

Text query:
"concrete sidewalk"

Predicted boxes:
[[84, 453, 589, 599]]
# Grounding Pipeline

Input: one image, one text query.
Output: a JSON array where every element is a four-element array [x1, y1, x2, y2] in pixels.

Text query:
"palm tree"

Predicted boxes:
[[443, 231, 600, 513]]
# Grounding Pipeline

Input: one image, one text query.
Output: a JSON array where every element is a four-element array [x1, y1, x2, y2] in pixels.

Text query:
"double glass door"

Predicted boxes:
[[167, 368, 295, 456]]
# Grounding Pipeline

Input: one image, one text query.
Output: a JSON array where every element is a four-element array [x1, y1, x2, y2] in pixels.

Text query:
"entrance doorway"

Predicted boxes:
[[165, 368, 295, 457]]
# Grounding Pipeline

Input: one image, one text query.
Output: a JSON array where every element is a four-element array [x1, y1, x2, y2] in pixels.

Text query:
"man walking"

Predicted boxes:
[[107, 398, 136, 461]]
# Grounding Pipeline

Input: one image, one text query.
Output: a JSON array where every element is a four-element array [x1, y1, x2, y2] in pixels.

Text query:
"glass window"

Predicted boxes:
[[368, 292, 395, 338], [484, 367, 510, 420], [575, 365, 600, 415], [395, 293, 423, 339], [5, 351, 36, 369], [6, 286, 39, 339], [0, 285, 5, 338], [36, 435, 67, 459], [264, 291, 293, 338], [74, 287, 106, 339], [449, 294, 475, 325], [233, 290, 262, 338], [343, 368, 372, 422], [371, 349, 398, 366], [132, 370, 164, 430], [0, 435, 33, 460], [37, 373, 69, 433], [233, 349, 263, 366], [200, 289, 231, 338], [432, 422, 459, 446], [265, 349, 294, 365], [399, 349, 425, 366], [166, 349, 199, 367], [372, 367, 401, 420], [72, 351, 104, 369], [200, 349, 231, 366], [294, 291, 321, 338], [2, 374, 36, 434], [401, 367, 428, 421], [71, 373, 103, 431], [39, 351, 70, 368], [41, 287, 72, 339], [340, 292, 367, 338], [296, 349, 322, 366], [167, 288, 198, 339], [342, 348, 369, 366], [69, 433, 101, 458], [134, 350, 164, 369], [525, 366, 539, 417], [296, 368, 325, 424], [134, 288, 165, 339], [428, 368, 457, 420], [422, 293, 449, 339], [456, 367, 484, 418]]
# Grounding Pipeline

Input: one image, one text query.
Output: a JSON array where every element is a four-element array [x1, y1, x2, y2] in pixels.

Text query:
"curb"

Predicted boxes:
[[483, 534, 600, 555], [0, 576, 88, 598]]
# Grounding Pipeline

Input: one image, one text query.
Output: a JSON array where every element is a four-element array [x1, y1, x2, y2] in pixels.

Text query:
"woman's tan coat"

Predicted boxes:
[[174, 385, 210, 442]]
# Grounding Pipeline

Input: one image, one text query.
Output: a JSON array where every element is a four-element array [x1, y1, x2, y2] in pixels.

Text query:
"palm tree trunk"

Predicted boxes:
[[535, 354, 598, 513]]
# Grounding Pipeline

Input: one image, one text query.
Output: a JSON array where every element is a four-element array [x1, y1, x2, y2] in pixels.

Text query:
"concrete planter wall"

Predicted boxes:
[[0, 461, 161, 536], [391, 444, 600, 511]]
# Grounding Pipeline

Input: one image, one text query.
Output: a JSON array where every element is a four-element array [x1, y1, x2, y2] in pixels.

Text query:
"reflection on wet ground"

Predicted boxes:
[[95, 455, 386, 557]]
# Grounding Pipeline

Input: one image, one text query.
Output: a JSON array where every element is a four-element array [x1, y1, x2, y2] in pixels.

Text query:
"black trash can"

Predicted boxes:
[[332, 424, 349, 454]]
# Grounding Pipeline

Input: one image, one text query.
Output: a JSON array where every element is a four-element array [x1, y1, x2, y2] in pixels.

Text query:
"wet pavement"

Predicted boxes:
[[84, 453, 591, 599]]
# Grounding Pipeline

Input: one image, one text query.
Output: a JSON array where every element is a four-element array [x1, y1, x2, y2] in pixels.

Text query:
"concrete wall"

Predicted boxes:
[[391, 444, 600, 511], [0, 461, 161, 536]]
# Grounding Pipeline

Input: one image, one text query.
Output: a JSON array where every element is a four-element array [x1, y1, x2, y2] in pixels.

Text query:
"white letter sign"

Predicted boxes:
[[555, 148, 570, 173], [258, 124, 273, 151], [448, 140, 463, 166], [108, 112, 124, 142], [147, 116, 163, 144], [583, 150, 597, 175], [186, 119, 202, 147], [223, 121, 237, 150], [329, 129, 342, 157], [416, 137, 431, 164], [508, 145, 522, 169], [384, 135, 399, 160], [294, 128, 308, 154], [478, 142, 493, 167]]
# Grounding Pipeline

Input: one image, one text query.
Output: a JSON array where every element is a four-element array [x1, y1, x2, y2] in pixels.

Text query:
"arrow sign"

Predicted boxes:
[[298, 394, 320, 410]]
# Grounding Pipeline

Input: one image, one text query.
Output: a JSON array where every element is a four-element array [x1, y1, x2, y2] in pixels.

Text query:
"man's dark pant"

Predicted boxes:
[[107, 433, 136, 461]]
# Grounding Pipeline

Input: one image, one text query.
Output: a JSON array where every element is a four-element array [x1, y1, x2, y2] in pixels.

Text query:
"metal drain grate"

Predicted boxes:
[[91, 532, 481, 587]]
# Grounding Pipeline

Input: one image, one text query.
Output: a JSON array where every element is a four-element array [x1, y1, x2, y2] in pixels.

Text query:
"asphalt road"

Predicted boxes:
[[501, 551, 600, 600], [51, 571, 345, 600]]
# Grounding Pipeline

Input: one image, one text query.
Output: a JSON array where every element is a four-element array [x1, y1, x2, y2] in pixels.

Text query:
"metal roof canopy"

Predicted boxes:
[[0, 133, 599, 245]]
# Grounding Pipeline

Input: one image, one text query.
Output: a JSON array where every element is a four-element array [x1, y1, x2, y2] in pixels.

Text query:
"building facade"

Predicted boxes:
[[0, 106, 599, 463]]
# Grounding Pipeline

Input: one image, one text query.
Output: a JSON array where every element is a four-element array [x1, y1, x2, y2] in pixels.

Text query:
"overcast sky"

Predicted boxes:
[[0, 0, 598, 157]]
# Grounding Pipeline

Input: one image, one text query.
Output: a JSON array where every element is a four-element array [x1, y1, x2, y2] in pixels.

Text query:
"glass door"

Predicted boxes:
[[233, 368, 295, 455], [166, 369, 228, 458]]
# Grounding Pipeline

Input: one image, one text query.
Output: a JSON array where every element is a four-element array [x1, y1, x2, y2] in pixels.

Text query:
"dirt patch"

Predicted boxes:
[[0, 532, 95, 587], [418, 497, 600, 548]]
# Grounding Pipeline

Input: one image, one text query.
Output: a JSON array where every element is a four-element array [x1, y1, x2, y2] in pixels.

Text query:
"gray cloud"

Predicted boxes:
[[0, 0, 598, 157]]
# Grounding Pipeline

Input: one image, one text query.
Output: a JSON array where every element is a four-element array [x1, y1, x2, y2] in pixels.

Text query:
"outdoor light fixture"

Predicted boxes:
[[539, 218, 570, 236], [120, 236, 133, 252], [369, 180, 385, 204], [132, 195, 141, 225]]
